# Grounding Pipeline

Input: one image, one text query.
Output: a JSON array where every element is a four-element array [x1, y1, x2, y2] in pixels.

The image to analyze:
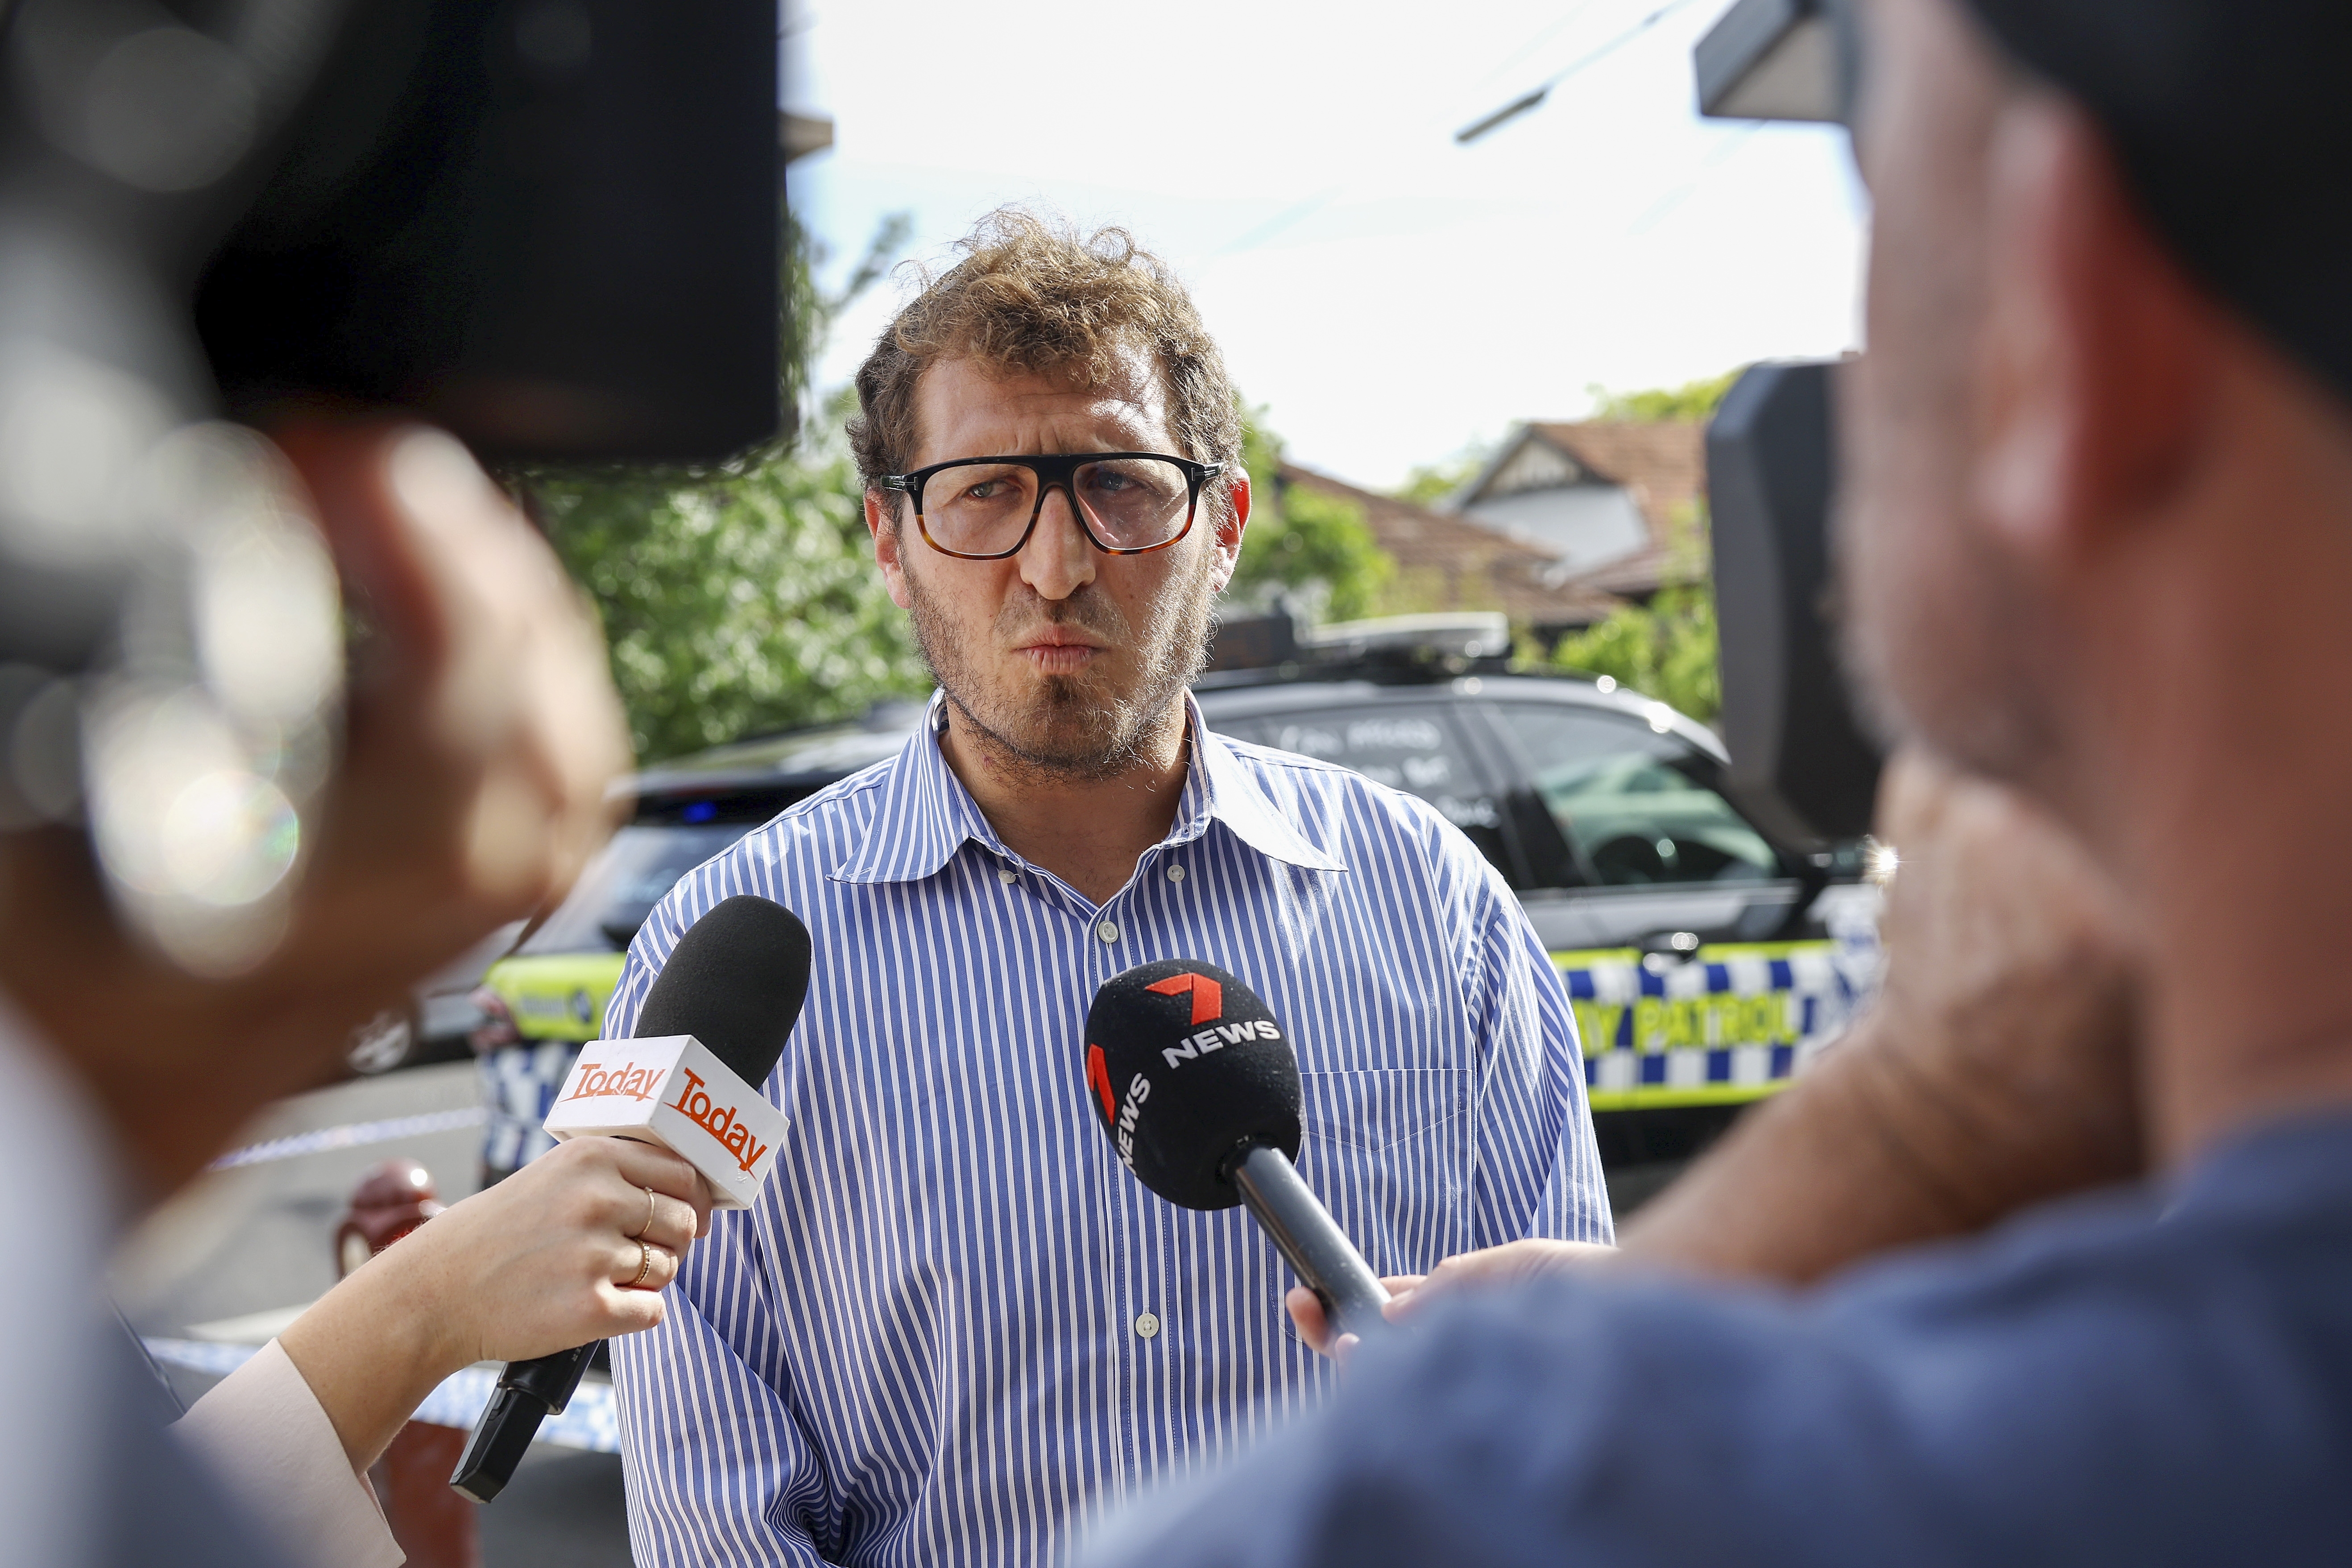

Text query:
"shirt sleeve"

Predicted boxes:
[[613, 1210, 836, 1566], [1460, 858, 1615, 1247], [173, 1339, 403, 1568]]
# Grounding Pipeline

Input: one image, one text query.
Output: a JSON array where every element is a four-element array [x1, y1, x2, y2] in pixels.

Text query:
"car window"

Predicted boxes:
[[1490, 703, 1779, 886], [517, 823, 753, 955], [1209, 706, 1511, 875]]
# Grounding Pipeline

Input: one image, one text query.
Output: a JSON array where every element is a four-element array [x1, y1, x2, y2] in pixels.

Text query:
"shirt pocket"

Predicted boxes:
[[1296, 1068, 1474, 1276]]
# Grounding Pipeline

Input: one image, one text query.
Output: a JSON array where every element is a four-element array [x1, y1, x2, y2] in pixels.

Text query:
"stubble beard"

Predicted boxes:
[[902, 538, 1218, 787]]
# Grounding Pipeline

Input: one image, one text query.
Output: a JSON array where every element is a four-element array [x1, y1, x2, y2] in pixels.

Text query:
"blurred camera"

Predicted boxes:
[[0, 0, 781, 969], [1707, 360, 1883, 848]]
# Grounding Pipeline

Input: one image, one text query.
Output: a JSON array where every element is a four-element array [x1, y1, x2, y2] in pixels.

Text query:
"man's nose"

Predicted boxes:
[[1018, 485, 1097, 600]]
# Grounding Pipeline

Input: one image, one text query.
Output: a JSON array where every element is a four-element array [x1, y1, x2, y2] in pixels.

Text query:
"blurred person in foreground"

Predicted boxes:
[[181, 1133, 712, 1568], [606, 210, 1612, 1567], [0, 423, 633, 1565], [1084, 0, 2352, 1562]]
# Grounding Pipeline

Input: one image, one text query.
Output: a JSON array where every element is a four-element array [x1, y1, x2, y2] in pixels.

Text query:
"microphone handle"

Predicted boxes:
[[448, 1340, 600, 1503], [1226, 1142, 1391, 1343]]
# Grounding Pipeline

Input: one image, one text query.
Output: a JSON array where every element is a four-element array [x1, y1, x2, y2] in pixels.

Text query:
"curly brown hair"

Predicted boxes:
[[848, 209, 1243, 519]]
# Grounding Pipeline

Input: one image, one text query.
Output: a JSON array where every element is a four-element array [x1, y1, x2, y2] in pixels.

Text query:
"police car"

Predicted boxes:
[[473, 616, 1881, 1197]]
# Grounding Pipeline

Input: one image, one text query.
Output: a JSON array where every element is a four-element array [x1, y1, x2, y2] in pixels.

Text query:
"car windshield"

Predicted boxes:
[[516, 824, 752, 955], [1498, 704, 1779, 885]]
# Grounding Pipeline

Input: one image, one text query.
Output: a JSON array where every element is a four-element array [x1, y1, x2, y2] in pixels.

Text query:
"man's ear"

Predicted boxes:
[[866, 491, 914, 611], [1974, 90, 2221, 565], [1206, 471, 1251, 596]]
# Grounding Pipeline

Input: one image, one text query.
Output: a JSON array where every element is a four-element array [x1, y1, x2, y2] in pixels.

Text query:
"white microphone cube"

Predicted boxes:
[[541, 1034, 788, 1210]]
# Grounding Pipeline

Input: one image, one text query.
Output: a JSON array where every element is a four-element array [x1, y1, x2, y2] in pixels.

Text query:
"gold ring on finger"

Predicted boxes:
[[631, 1185, 656, 1241], [632, 1239, 653, 1288]]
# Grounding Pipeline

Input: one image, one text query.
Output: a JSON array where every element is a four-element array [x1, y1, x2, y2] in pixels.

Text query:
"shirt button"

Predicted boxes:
[[1097, 921, 1119, 944], [998, 868, 1017, 884], [1134, 1311, 1160, 1340], [1166, 865, 1186, 883]]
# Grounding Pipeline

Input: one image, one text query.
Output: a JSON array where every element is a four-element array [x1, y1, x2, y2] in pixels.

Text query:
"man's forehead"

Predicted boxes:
[[913, 348, 1173, 459]]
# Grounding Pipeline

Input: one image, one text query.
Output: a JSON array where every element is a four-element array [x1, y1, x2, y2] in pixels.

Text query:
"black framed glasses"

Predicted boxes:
[[881, 452, 1224, 561]]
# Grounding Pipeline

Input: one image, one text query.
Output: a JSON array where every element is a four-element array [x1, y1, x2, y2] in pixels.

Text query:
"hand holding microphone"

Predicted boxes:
[[268, 1134, 712, 1485], [451, 894, 812, 1502], [1083, 960, 1393, 1346], [391, 1136, 714, 1364]]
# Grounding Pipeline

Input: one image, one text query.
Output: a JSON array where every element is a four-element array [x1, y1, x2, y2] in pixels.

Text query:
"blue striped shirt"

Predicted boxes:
[[607, 692, 1612, 1567]]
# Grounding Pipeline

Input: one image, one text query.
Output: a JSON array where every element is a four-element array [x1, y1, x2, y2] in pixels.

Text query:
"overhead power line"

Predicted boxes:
[[1455, 0, 1710, 145]]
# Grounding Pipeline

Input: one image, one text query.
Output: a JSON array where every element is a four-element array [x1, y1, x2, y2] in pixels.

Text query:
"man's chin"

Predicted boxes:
[[956, 666, 1176, 775], [1005, 698, 1129, 766]]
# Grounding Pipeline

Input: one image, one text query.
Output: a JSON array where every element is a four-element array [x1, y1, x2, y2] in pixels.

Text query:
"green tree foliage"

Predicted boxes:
[[1550, 581, 1721, 724], [1588, 368, 1740, 424], [1550, 476, 1723, 724], [528, 215, 931, 763], [534, 403, 927, 762], [1228, 412, 1395, 623]]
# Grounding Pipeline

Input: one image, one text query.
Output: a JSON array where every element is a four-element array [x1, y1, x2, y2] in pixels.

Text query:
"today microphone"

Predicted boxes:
[[1082, 960, 1392, 1344], [449, 894, 812, 1503]]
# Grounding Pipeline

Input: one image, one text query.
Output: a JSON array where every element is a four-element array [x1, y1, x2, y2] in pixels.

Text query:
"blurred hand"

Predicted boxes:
[[1283, 1279, 1416, 1361], [283, 424, 631, 991], [1284, 1241, 1620, 1359], [368, 1136, 714, 1367], [280, 1137, 712, 1472], [1837, 747, 2145, 1219], [1622, 747, 2144, 1282], [0, 423, 630, 1198]]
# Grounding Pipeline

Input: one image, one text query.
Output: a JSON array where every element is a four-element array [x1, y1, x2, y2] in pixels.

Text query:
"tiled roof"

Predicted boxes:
[[1558, 539, 1707, 599], [1523, 420, 1707, 545], [1449, 419, 1710, 600], [1278, 463, 1625, 628]]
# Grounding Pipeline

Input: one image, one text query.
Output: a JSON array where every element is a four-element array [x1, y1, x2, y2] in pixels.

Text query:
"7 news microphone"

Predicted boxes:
[[450, 894, 812, 1503], [1083, 960, 1392, 1343]]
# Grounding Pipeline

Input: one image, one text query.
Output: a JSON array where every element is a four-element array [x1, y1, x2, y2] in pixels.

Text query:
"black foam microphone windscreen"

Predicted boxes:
[[449, 892, 812, 1505], [1084, 960, 1302, 1211], [634, 894, 813, 1080]]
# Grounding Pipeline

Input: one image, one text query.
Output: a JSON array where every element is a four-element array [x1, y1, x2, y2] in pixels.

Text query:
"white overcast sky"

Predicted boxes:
[[783, 0, 1868, 490]]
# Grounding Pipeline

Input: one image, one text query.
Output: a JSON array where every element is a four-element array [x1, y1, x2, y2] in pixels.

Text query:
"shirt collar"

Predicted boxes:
[[1181, 692, 1348, 873], [830, 690, 1347, 885]]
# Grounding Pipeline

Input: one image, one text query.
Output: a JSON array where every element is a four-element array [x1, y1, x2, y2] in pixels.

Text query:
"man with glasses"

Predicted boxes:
[[1078, 0, 2352, 1563], [606, 209, 1611, 1567]]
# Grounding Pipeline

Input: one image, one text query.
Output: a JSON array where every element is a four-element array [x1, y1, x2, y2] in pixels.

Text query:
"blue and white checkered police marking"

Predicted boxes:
[[1557, 919, 1883, 1110]]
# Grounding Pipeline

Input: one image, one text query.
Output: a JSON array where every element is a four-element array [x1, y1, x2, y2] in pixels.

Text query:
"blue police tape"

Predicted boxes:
[[207, 1107, 489, 1171], [143, 1337, 621, 1453]]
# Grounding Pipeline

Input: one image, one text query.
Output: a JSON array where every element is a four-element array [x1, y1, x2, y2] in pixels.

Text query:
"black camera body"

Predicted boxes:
[[0, 2, 785, 962], [0, 0, 780, 676], [195, 0, 781, 467], [1707, 359, 1884, 847]]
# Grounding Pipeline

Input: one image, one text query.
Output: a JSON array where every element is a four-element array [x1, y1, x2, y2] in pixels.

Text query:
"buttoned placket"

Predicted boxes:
[[1086, 830, 1205, 1492], [972, 836, 1160, 1479], [948, 722, 1223, 1494]]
